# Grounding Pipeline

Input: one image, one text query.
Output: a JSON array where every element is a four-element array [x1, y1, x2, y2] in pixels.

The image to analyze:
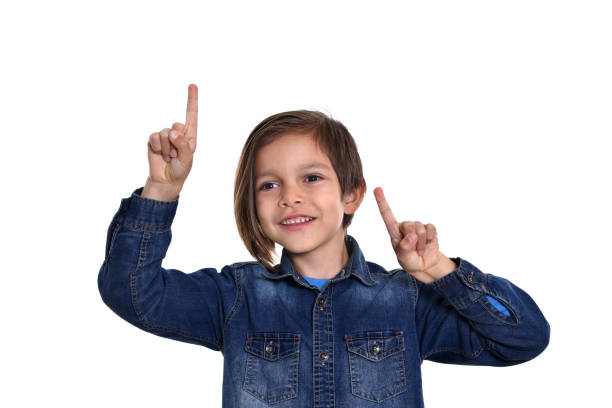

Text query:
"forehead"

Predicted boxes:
[[254, 133, 333, 178]]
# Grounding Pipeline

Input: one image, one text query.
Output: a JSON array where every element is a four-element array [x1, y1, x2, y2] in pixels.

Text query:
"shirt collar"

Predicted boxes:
[[263, 234, 377, 287]]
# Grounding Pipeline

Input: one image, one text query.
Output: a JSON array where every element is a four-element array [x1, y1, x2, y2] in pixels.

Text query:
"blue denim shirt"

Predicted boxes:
[[98, 187, 550, 407]]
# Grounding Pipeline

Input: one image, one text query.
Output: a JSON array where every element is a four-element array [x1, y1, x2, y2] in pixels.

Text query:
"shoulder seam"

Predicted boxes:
[[370, 267, 403, 276], [221, 264, 244, 351]]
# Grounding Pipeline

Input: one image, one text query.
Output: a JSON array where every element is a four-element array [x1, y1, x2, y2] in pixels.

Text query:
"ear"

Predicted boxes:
[[343, 182, 366, 215]]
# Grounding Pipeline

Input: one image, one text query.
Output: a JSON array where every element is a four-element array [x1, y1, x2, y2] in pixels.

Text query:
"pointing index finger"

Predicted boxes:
[[374, 187, 400, 241], [185, 83, 198, 136]]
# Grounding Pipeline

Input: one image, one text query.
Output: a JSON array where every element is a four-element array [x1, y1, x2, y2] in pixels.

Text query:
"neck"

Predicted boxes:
[[289, 233, 349, 279]]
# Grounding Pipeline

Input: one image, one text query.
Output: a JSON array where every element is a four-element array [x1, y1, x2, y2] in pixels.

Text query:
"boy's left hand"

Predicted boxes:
[[374, 187, 457, 284]]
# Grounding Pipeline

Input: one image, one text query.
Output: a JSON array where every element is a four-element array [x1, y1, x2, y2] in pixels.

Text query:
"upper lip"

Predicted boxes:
[[280, 214, 316, 223]]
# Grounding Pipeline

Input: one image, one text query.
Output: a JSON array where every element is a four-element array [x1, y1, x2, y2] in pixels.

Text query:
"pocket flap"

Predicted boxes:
[[245, 332, 300, 362], [345, 330, 405, 362]]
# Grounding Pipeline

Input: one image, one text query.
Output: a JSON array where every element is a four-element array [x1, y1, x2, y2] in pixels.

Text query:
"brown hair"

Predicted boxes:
[[233, 110, 367, 273]]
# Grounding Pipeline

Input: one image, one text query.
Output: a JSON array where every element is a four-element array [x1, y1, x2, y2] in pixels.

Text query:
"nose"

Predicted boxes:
[[279, 184, 303, 207]]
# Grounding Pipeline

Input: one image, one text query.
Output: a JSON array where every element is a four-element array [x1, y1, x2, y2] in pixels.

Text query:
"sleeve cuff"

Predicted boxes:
[[429, 257, 487, 309], [119, 186, 179, 230]]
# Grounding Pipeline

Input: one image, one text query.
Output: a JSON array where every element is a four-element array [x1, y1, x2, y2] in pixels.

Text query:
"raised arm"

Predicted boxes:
[[98, 186, 239, 350], [373, 186, 549, 365], [98, 84, 239, 351], [415, 258, 550, 366]]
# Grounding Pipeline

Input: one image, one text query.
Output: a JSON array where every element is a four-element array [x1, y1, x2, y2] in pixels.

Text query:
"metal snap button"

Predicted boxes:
[[318, 351, 329, 362], [370, 342, 380, 355], [467, 272, 475, 284], [317, 297, 326, 308], [265, 342, 275, 354]]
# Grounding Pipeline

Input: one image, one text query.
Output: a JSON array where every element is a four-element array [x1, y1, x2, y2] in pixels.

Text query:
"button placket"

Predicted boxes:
[[317, 297, 326, 309], [318, 351, 329, 365], [312, 285, 335, 406]]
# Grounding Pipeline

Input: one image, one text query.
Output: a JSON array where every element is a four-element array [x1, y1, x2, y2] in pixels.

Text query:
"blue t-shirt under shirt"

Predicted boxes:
[[303, 276, 510, 316], [303, 276, 330, 291]]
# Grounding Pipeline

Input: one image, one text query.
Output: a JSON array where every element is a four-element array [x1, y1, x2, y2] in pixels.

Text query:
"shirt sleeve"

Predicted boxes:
[[415, 257, 550, 366], [97, 187, 240, 351]]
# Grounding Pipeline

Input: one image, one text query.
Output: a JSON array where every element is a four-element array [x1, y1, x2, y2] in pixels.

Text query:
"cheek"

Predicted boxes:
[[255, 196, 271, 221], [321, 197, 346, 220]]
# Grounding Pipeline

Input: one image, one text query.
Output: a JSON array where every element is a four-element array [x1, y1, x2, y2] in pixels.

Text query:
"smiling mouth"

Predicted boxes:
[[279, 218, 315, 230], [280, 217, 315, 225]]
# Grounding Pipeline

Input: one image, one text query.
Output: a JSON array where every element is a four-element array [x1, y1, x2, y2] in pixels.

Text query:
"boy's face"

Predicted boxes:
[[254, 132, 362, 258]]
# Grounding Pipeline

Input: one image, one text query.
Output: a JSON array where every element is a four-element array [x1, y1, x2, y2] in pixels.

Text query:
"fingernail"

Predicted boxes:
[[170, 131, 178, 140], [170, 149, 177, 157]]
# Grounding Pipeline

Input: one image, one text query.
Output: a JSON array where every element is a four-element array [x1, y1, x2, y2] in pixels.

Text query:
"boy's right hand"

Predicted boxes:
[[143, 84, 198, 200]]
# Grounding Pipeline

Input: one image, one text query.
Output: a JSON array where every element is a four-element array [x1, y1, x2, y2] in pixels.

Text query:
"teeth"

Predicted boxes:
[[282, 217, 313, 225]]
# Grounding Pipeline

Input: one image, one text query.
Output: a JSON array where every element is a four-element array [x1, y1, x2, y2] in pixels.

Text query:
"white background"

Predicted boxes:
[[1, 0, 610, 406]]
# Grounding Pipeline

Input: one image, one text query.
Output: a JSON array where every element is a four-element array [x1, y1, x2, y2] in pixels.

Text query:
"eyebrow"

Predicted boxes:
[[255, 162, 332, 180]]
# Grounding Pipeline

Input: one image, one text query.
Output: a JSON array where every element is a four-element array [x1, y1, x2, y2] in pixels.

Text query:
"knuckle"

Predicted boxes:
[[148, 133, 161, 150], [399, 239, 412, 251]]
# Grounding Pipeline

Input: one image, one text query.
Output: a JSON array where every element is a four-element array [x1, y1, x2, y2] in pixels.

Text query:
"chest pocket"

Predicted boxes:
[[345, 330, 408, 403], [243, 332, 300, 405]]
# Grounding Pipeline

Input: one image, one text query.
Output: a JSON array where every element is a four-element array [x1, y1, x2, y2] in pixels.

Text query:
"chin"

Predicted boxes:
[[276, 235, 318, 255], [278, 240, 311, 254]]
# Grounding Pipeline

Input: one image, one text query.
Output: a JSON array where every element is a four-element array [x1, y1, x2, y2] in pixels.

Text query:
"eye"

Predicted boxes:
[[306, 174, 322, 183], [259, 182, 277, 191], [258, 175, 322, 191]]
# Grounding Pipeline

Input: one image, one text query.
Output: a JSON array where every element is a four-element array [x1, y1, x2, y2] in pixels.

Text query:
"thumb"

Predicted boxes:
[[170, 130, 192, 163]]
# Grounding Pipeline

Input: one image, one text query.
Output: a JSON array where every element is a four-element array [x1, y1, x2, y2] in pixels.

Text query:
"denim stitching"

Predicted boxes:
[[477, 294, 519, 326], [312, 302, 317, 408], [422, 343, 487, 361], [313, 294, 320, 407], [221, 264, 244, 352], [242, 333, 300, 404], [410, 273, 419, 311], [364, 261, 376, 285], [243, 349, 253, 399], [345, 330, 408, 402], [129, 231, 220, 350], [123, 219, 173, 233], [105, 222, 120, 262], [348, 351, 358, 400], [105, 205, 126, 260], [294, 337, 300, 405], [245, 334, 300, 359], [328, 284, 335, 408], [131, 190, 178, 206], [456, 270, 521, 326], [484, 282, 522, 325]]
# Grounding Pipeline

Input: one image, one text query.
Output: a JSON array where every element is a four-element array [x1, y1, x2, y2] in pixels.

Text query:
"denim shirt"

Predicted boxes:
[[98, 187, 550, 408]]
